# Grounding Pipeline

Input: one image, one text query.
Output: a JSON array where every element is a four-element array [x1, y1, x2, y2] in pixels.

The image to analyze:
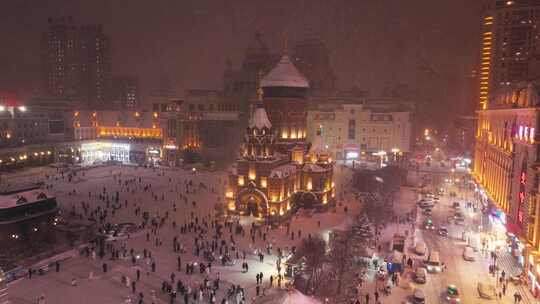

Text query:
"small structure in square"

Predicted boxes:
[[226, 51, 334, 221]]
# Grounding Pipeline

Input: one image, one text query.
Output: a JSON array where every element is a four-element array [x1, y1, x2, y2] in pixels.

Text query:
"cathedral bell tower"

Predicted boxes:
[[243, 81, 275, 159]]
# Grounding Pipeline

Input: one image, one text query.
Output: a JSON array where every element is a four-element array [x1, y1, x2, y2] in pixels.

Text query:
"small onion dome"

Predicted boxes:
[[249, 103, 272, 130], [309, 131, 328, 156]]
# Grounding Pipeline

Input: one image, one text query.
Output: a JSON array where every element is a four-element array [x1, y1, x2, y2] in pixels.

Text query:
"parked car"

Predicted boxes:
[[463, 246, 476, 261], [422, 209, 433, 216], [477, 282, 496, 299], [415, 242, 427, 255], [454, 211, 464, 218], [414, 267, 428, 284], [446, 285, 461, 303], [418, 201, 434, 208], [412, 288, 426, 304]]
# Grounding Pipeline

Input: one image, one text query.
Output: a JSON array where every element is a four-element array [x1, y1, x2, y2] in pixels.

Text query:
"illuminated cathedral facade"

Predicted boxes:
[[226, 52, 334, 220]]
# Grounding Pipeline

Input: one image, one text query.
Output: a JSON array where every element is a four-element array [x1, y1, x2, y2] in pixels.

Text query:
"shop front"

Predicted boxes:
[[163, 143, 178, 167], [477, 199, 509, 253], [527, 254, 540, 298], [146, 147, 162, 165], [80, 141, 130, 164], [344, 143, 359, 161]]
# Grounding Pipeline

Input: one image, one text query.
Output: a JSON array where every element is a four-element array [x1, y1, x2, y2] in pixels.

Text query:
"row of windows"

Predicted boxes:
[[187, 103, 238, 112]]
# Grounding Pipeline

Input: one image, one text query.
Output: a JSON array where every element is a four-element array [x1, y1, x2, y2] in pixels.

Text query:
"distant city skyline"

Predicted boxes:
[[0, 0, 480, 108]]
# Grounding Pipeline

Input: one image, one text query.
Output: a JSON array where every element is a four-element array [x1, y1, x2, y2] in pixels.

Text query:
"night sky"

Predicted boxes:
[[0, 0, 481, 114]]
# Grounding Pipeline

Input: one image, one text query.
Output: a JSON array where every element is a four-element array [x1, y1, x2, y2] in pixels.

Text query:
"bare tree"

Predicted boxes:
[[293, 236, 327, 292], [329, 229, 355, 294]]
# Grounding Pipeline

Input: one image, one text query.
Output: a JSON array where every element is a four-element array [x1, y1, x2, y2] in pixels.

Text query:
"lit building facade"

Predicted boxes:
[[474, 0, 540, 295], [478, 1, 540, 109], [73, 110, 163, 164], [473, 82, 540, 296], [227, 53, 334, 220], [306, 103, 411, 161], [154, 91, 242, 165]]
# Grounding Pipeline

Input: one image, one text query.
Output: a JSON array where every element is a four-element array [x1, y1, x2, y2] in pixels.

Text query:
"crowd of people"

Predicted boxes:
[[33, 165, 356, 304]]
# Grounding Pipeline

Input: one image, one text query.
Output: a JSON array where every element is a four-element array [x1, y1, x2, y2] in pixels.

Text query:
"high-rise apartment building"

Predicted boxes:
[[111, 76, 139, 108], [473, 1, 540, 296], [41, 17, 111, 104], [479, 0, 540, 109]]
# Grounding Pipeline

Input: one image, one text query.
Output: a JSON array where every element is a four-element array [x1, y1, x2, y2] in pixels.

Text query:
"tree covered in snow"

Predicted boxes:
[[350, 213, 374, 244], [328, 229, 355, 294], [291, 236, 328, 294], [363, 192, 393, 225]]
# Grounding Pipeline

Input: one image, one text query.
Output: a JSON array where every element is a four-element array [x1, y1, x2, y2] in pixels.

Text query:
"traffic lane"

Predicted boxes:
[[421, 206, 474, 303], [432, 185, 491, 303]]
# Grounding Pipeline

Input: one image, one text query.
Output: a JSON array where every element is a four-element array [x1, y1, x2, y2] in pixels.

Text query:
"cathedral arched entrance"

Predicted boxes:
[[236, 187, 269, 217], [293, 191, 318, 209]]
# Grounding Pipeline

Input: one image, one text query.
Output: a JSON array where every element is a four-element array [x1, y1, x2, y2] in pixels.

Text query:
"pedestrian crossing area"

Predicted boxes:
[[496, 250, 522, 277], [496, 251, 534, 304]]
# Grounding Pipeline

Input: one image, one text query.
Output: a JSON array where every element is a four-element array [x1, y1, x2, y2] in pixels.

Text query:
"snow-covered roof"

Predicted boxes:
[[302, 163, 328, 173], [270, 164, 297, 178], [254, 289, 321, 304], [249, 104, 272, 129], [309, 133, 328, 155], [279, 290, 322, 304], [0, 189, 54, 209], [261, 55, 309, 89]]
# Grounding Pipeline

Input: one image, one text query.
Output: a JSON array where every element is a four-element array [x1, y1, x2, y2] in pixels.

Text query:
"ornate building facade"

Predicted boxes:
[[226, 53, 334, 220], [473, 82, 540, 296]]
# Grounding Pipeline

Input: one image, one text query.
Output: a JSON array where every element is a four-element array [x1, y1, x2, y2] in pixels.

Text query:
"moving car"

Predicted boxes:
[[477, 282, 496, 299], [414, 267, 427, 284], [418, 201, 434, 208], [463, 246, 476, 261], [438, 226, 449, 236], [424, 219, 435, 230], [452, 202, 461, 209], [454, 217, 465, 226], [422, 208, 433, 216], [425, 251, 444, 272], [446, 285, 461, 303], [415, 242, 427, 255], [412, 288, 426, 304]]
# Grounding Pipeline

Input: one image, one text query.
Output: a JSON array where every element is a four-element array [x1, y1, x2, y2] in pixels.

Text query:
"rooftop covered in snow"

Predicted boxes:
[[261, 55, 309, 89]]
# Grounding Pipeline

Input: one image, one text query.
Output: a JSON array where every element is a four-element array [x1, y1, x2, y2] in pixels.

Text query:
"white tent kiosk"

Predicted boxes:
[[279, 290, 322, 304], [255, 289, 322, 304]]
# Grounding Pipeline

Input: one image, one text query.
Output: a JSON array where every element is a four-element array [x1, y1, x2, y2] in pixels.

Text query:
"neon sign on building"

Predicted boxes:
[[518, 171, 526, 225]]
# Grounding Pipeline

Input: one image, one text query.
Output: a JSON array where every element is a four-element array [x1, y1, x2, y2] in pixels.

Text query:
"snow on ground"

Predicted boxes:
[[6, 164, 360, 304]]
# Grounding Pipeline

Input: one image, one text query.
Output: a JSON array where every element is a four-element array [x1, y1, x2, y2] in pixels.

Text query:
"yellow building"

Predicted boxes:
[[306, 103, 411, 161], [474, 82, 540, 295]]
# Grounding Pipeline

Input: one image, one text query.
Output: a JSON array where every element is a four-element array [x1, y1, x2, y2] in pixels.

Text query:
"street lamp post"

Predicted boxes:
[[391, 148, 400, 163]]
